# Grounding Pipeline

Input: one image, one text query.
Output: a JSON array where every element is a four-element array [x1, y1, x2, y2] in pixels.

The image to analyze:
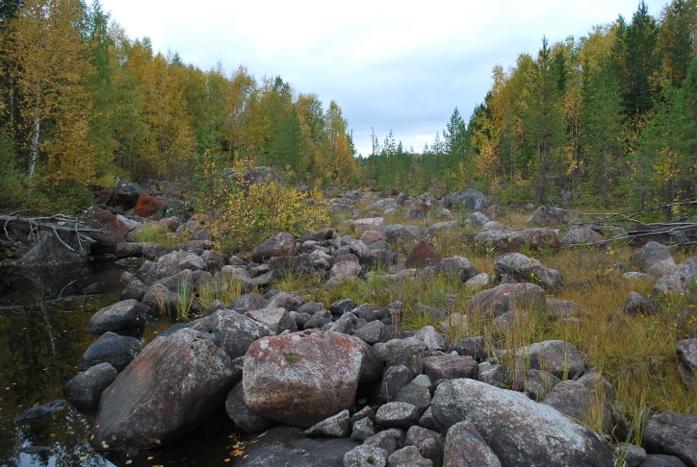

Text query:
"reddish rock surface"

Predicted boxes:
[[405, 240, 441, 268], [135, 193, 163, 217], [243, 330, 381, 427]]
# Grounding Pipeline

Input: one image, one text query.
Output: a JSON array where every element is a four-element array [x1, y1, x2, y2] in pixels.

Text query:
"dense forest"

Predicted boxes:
[[363, 0, 697, 212], [0, 0, 696, 214], [0, 0, 359, 210]]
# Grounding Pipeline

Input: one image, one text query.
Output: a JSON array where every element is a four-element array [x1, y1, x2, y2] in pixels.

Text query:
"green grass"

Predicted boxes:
[[130, 223, 185, 248], [271, 226, 697, 441], [198, 272, 243, 309]]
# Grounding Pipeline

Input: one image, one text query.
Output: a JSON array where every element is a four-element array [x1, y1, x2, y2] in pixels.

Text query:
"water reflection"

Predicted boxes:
[[0, 262, 240, 466]]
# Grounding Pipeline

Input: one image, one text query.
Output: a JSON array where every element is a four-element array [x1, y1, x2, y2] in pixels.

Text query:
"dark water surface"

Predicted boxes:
[[0, 263, 238, 467]]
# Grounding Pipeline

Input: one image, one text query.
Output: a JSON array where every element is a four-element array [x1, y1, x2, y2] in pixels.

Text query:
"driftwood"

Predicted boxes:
[[1, 212, 101, 255], [566, 197, 697, 248]]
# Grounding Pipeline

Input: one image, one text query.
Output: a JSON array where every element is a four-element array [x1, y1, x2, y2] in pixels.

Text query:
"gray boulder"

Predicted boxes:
[[305, 410, 350, 438], [467, 283, 547, 317], [643, 412, 697, 467], [437, 256, 479, 281], [375, 402, 421, 429], [624, 291, 657, 315], [251, 232, 295, 262], [225, 383, 271, 434], [443, 421, 501, 467], [423, 355, 477, 381], [653, 257, 697, 297], [90, 329, 235, 449], [561, 226, 603, 247], [495, 252, 562, 291], [431, 378, 614, 466], [528, 206, 568, 227], [80, 331, 142, 371], [191, 309, 273, 359], [630, 242, 676, 277], [515, 340, 587, 379], [677, 338, 697, 385], [344, 445, 388, 467], [88, 299, 148, 337], [247, 307, 297, 333], [405, 425, 443, 465], [374, 338, 427, 376], [387, 445, 433, 467], [64, 363, 117, 413]]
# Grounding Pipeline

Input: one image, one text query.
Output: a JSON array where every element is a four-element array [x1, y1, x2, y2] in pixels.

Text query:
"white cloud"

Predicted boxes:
[[100, 0, 668, 156]]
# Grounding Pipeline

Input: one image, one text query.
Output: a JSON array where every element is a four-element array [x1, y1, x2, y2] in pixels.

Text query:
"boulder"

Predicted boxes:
[[375, 402, 422, 429], [88, 299, 148, 337], [405, 240, 441, 268], [387, 445, 433, 466], [344, 445, 389, 467], [444, 189, 489, 211], [443, 421, 501, 467], [464, 273, 490, 291], [242, 330, 381, 427], [247, 307, 297, 333], [624, 291, 657, 315], [542, 377, 612, 429], [331, 258, 362, 279], [643, 412, 697, 467], [437, 256, 479, 281], [523, 369, 560, 400], [423, 355, 477, 381], [394, 376, 431, 410], [414, 326, 445, 351], [653, 257, 697, 297], [630, 242, 676, 277], [91, 329, 235, 449], [304, 410, 350, 438], [351, 417, 376, 441], [376, 365, 414, 402], [677, 338, 697, 386], [374, 338, 427, 376], [515, 340, 587, 379], [79, 331, 142, 371], [463, 211, 490, 227], [406, 425, 443, 465], [561, 226, 603, 247], [191, 309, 273, 359], [474, 227, 560, 253], [364, 428, 405, 455], [381, 224, 425, 244], [134, 193, 163, 217], [225, 383, 271, 434], [467, 283, 546, 317], [494, 252, 562, 291], [528, 206, 568, 227], [64, 363, 117, 413], [432, 378, 614, 466], [251, 232, 295, 262]]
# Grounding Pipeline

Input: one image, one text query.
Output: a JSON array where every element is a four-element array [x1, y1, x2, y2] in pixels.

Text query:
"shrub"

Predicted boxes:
[[209, 180, 329, 252]]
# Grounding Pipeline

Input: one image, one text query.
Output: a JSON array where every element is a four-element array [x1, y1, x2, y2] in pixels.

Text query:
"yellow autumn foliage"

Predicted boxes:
[[208, 169, 329, 251]]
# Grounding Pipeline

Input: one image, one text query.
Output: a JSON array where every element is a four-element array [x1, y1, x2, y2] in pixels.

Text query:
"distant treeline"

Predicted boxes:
[[0, 0, 359, 210], [362, 0, 697, 211]]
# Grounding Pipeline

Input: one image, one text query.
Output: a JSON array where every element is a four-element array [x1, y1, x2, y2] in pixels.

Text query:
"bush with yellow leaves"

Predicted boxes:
[[208, 178, 329, 252]]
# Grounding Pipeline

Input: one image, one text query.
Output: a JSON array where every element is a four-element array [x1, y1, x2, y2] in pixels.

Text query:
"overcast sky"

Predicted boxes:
[[100, 0, 666, 156]]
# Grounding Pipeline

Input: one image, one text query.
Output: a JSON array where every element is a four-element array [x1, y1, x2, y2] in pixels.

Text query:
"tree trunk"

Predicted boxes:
[[28, 92, 41, 177]]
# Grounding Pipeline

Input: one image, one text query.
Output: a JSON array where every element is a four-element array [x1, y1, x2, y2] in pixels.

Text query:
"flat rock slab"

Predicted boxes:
[[238, 426, 359, 466]]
